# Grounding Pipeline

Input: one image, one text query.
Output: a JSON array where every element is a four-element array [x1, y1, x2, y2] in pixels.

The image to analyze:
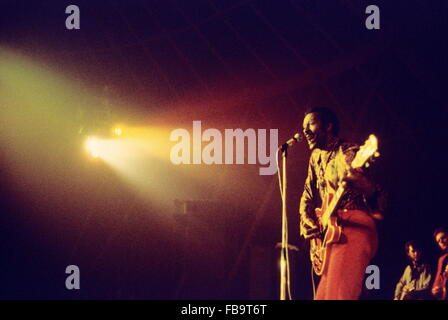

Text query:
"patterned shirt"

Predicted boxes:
[[299, 138, 383, 226]]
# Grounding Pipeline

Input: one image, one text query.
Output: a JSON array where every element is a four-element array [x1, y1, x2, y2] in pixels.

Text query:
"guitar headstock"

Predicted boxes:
[[351, 134, 379, 169]]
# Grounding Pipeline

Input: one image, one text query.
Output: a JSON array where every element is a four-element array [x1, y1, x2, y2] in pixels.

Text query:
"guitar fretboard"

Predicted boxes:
[[321, 185, 345, 228]]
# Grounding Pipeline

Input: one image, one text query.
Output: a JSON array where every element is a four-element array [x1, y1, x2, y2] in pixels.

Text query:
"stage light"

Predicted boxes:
[[114, 127, 123, 136], [85, 136, 101, 159]]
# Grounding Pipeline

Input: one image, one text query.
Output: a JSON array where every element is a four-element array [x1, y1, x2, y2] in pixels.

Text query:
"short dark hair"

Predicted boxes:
[[433, 227, 447, 239], [305, 107, 340, 136], [405, 240, 421, 254]]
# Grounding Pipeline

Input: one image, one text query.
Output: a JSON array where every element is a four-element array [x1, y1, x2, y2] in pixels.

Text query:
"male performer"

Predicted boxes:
[[431, 227, 448, 300], [394, 241, 432, 300], [299, 107, 383, 300]]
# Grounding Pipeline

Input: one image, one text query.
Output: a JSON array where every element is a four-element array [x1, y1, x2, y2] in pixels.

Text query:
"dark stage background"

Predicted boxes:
[[1, 0, 447, 299]]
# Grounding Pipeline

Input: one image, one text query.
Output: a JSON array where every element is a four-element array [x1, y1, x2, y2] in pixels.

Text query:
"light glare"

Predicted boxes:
[[85, 136, 100, 158], [114, 127, 123, 136]]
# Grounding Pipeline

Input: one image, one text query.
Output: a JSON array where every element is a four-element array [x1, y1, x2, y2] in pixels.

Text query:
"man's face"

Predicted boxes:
[[302, 112, 329, 150], [435, 232, 448, 251], [407, 245, 421, 262]]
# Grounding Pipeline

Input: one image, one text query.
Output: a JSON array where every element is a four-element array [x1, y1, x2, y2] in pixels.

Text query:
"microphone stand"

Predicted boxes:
[[279, 145, 288, 300], [278, 135, 300, 300]]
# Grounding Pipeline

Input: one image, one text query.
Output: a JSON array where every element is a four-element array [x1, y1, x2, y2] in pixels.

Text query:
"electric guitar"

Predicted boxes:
[[309, 134, 379, 276]]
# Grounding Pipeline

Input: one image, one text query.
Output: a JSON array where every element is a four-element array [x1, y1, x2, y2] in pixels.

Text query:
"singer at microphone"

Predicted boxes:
[[279, 133, 302, 152]]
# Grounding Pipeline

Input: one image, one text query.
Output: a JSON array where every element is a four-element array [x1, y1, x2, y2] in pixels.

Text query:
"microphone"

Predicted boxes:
[[279, 133, 302, 151]]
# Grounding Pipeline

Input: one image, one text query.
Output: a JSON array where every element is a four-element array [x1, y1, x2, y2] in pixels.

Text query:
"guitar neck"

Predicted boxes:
[[321, 184, 346, 228]]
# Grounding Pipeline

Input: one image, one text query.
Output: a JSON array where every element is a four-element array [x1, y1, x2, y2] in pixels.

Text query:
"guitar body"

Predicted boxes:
[[309, 193, 342, 276]]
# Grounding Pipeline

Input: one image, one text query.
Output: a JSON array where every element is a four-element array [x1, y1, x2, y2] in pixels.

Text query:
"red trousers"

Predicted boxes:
[[315, 210, 378, 300]]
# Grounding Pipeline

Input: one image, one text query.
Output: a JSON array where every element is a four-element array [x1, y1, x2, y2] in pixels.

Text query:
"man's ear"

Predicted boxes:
[[326, 122, 333, 134]]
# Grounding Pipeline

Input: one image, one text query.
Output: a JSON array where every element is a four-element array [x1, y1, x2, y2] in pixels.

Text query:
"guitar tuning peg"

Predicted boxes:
[[365, 162, 370, 168], [374, 152, 380, 158]]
